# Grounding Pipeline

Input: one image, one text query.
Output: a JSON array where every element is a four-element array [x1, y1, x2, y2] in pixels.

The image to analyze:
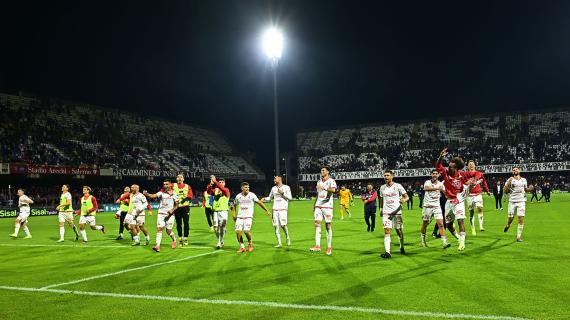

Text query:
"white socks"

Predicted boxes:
[[283, 226, 290, 240], [23, 226, 31, 237], [95, 225, 103, 231], [80, 230, 87, 241], [59, 227, 65, 239], [275, 227, 282, 245], [315, 225, 321, 246], [14, 224, 20, 235], [441, 235, 447, 244], [326, 228, 332, 248], [156, 232, 162, 245], [517, 224, 524, 238], [478, 214, 484, 229], [168, 231, 176, 241], [384, 236, 391, 253], [459, 232, 466, 243]]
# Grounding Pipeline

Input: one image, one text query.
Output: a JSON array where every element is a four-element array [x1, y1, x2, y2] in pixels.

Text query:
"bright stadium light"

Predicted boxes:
[[262, 27, 283, 61], [262, 26, 284, 176]]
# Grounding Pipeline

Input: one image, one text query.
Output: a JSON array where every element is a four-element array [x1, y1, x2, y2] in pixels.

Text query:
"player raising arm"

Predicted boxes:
[[9, 188, 34, 239], [503, 167, 533, 242], [465, 160, 491, 235], [436, 148, 477, 251], [207, 175, 231, 249], [232, 182, 270, 253]]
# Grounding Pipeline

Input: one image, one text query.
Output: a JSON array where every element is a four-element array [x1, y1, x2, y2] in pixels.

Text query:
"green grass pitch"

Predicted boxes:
[[1, 194, 569, 320]]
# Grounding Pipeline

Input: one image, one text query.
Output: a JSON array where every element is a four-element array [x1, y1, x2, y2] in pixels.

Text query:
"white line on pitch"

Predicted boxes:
[[39, 250, 220, 289], [0, 286, 531, 320], [0, 243, 212, 249]]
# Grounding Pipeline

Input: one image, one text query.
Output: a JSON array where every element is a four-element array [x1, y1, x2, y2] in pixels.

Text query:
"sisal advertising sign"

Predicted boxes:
[[0, 208, 58, 218]]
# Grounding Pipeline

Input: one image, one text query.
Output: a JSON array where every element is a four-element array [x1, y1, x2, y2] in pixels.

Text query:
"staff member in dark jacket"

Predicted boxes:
[[361, 183, 377, 232], [406, 185, 414, 209], [493, 181, 503, 210], [538, 182, 551, 202]]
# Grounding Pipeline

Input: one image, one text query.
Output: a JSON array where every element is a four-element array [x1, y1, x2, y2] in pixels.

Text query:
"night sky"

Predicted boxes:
[[2, 1, 570, 172]]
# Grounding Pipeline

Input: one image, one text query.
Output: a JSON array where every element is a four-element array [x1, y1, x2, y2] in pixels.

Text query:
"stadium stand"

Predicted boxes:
[[0, 92, 264, 180], [297, 111, 570, 173]]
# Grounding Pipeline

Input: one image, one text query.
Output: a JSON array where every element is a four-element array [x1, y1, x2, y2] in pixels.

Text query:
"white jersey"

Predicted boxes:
[[156, 191, 178, 213], [315, 178, 337, 209], [234, 192, 259, 218], [18, 195, 32, 208], [380, 182, 406, 214], [267, 185, 292, 210], [423, 180, 444, 208], [131, 193, 148, 215], [507, 177, 528, 203]]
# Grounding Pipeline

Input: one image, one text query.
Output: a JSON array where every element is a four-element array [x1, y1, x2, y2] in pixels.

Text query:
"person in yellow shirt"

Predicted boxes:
[[339, 185, 353, 220]]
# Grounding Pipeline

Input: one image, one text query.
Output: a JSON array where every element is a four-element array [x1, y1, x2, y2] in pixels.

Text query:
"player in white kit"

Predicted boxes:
[[262, 175, 292, 248], [420, 170, 451, 249], [503, 167, 533, 242], [9, 188, 34, 239], [379, 171, 409, 259], [232, 182, 270, 253], [310, 166, 337, 256], [127, 184, 151, 246], [144, 180, 179, 252]]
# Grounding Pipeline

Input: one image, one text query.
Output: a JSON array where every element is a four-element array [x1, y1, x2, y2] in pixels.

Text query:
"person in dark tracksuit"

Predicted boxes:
[[538, 182, 551, 202], [416, 185, 425, 208], [203, 190, 214, 232], [493, 181, 503, 210], [361, 183, 377, 232], [406, 185, 414, 209], [530, 183, 539, 202]]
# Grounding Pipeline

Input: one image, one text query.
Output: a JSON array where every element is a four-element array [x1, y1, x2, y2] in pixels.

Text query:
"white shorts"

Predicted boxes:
[[79, 215, 96, 226], [383, 214, 403, 229], [422, 207, 443, 222], [314, 207, 333, 223], [18, 207, 30, 223], [508, 202, 526, 217], [124, 214, 137, 226], [58, 211, 74, 223], [135, 215, 146, 226], [157, 212, 175, 229], [214, 211, 228, 226], [466, 194, 484, 210], [272, 210, 288, 227], [235, 217, 253, 232], [445, 201, 466, 223]]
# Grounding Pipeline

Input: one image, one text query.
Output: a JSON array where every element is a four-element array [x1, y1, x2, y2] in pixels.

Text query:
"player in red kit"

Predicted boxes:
[[464, 160, 491, 235], [435, 148, 476, 251]]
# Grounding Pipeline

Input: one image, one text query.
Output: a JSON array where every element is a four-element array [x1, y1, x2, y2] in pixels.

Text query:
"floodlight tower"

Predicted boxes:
[[262, 27, 284, 176]]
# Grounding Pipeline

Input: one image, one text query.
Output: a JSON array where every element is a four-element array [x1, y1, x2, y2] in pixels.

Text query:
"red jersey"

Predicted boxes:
[[436, 160, 478, 201], [462, 170, 489, 196]]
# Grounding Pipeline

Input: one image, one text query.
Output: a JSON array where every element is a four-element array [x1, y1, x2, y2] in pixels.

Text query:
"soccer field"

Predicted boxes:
[[1, 194, 569, 320]]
